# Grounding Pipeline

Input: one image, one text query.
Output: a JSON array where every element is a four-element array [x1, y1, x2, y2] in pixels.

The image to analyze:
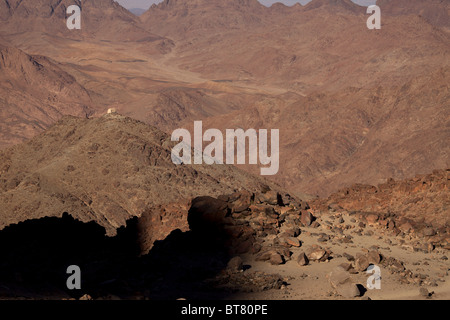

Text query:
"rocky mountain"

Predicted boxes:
[[142, 0, 449, 196], [377, 0, 450, 29], [302, 0, 361, 13], [128, 8, 147, 16], [0, 0, 448, 199], [0, 0, 449, 302], [0, 45, 94, 149], [0, 119, 447, 299], [141, 0, 268, 38], [0, 0, 169, 43], [0, 113, 287, 237]]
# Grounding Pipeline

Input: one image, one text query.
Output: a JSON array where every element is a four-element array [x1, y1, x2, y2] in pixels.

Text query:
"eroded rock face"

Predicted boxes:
[[143, 189, 312, 258]]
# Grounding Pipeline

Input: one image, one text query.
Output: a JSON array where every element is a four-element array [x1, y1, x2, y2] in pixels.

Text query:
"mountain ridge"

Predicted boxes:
[[0, 113, 287, 236]]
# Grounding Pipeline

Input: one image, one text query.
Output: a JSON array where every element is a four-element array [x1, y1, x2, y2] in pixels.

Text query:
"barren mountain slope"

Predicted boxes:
[[0, 45, 94, 149], [147, 0, 450, 196], [0, 0, 170, 44], [142, 0, 449, 91], [0, 114, 287, 236], [377, 0, 450, 30], [0, 0, 448, 199], [199, 66, 450, 196]]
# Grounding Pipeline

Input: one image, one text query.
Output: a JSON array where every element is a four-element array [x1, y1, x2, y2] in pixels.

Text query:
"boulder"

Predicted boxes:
[[328, 267, 361, 298], [227, 256, 244, 273], [256, 191, 280, 205], [355, 255, 370, 272], [255, 250, 272, 262], [270, 253, 284, 265], [79, 294, 93, 301], [285, 237, 301, 247], [278, 234, 301, 248], [367, 250, 381, 264], [306, 246, 327, 261], [300, 211, 314, 227], [399, 221, 413, 233], [297, 252, 309, 266], [229, 191, 252, 213], [366, 214, 379, 225]]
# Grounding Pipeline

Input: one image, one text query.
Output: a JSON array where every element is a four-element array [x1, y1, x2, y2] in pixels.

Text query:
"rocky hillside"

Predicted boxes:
[[0, 0, 170, 44], [310, 169, 450, 248], [377, 0, 450, 29], [0, 45, 94, 148], [0, 113, 287, 237]]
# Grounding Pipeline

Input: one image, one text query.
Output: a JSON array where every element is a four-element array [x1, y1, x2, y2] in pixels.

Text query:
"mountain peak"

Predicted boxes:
[[154, 0, 264, 9], [303, 0, 362, 13], [141, 0, 267, 36]]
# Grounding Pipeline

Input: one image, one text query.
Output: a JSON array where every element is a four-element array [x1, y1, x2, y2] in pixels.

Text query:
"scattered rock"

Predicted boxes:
[[366, 214, 379, 225], [227, 256, 244, 273], [79, 294, 93, 301], [343, 252, 355, 261], [328, 267, 361, 299], [285, 237, 301, 247], [306, 246, 329, 262], [300, 211, 314, 227], [355, 255, 370, 272], [367, 250, 381, 264], [389, 259, 406, 272], [297, 252, 309, 266], [256, 191, 280, 205], [399, 221, 413, 233], [270, 253, 285, 265], [310, 221, 320, 228], [419, 287, 430, 298], [422, 228, 436, 237]]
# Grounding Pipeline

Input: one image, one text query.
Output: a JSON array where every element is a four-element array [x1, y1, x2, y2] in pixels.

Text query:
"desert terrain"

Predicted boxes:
[[0, 0, 448, 301]]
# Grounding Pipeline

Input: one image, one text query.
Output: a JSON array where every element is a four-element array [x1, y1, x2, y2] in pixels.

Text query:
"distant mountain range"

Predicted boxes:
[[128, 8, 147, 16], [0, 0, 448, 197]]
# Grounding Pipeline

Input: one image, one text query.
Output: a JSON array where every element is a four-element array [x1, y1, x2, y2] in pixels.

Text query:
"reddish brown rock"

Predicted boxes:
[[355, 255, 370, 272], [297, 252, 309, 266], [366, 214, 379, 225], [300, 211, 314, 227], [270, 253, 284, 265], [306, 246, 327, 262]]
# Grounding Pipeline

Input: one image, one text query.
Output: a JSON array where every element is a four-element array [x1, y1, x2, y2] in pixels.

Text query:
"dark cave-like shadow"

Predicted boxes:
[[0, 198, 238, 300], [0, 213, 140, 298]]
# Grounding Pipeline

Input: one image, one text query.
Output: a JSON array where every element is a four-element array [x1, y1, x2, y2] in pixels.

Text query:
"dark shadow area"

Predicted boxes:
[[0, 213, 140, 299], [134, 196, 236, 299], [0, 198, 242, 300], [356, 284, 368, 297]]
